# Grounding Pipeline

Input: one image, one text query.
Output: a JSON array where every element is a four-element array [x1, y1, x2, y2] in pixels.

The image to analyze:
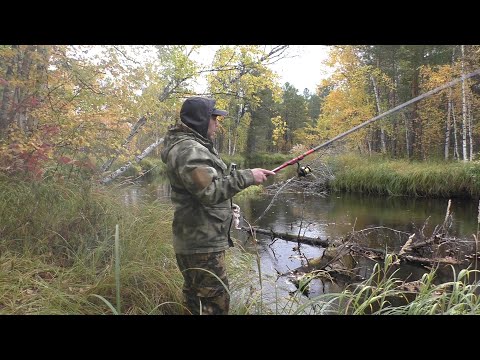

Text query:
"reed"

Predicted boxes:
[[328, 154, 480, 198], [290, 254, 480, 315], [0, 175, 183, 314]]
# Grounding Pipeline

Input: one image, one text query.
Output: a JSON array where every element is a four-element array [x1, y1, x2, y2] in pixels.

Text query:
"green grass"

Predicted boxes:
[[0, 175, 183, 314], [233, 185, 265, 200], [327, 153, 480, 198], [285, 254, 480, 315], [3, 170, 479, 315], [118, 157, 167, 179], [244, 152, 291, 168], [219, 154, 246, 169], [0, 174, 264, 315], [220, 152, 291, 170]]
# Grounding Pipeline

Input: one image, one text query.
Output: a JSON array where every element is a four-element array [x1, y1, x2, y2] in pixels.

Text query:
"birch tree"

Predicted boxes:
[[461, 45, 468, 161]]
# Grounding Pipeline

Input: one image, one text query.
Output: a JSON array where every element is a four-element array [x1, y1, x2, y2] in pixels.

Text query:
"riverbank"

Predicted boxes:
[[0, 175, 183, 314], [130, 152, 480, 199], [327, 153, 480, 198], [0, 175, 260, 314], [2, 152, 480, 314]]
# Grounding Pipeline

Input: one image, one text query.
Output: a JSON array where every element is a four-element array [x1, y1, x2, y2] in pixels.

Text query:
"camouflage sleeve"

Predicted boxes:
[[176, 146, 255, 205]]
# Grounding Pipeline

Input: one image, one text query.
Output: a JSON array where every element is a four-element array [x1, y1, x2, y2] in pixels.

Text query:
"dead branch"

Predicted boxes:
[[100, 116, 147, 173], [100, 137, 164, 184], [239, 226, 330, 247]]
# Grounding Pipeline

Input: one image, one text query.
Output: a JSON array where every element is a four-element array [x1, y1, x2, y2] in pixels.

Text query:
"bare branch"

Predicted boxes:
[[112, 46, 141, 65]]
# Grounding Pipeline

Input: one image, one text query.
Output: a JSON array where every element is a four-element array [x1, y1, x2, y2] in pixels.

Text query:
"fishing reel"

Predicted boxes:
[[297, 162, 312, 177], [230, 163, 237, 175]]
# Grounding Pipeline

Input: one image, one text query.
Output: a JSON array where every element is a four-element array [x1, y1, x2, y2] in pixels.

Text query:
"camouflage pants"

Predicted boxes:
[[175, 251, 230, 315]]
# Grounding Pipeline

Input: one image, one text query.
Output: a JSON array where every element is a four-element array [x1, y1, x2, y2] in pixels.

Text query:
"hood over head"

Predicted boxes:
[[180, 97, 228, 138]]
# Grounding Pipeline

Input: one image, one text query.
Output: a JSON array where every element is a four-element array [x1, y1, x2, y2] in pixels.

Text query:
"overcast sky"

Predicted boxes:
[[193, 45, 332, 94], [268, 45, 331, 93]]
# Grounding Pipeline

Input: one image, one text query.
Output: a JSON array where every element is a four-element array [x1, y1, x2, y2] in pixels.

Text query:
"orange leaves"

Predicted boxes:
[[0, 124, 58, 180], [58, 156, 73, 165]]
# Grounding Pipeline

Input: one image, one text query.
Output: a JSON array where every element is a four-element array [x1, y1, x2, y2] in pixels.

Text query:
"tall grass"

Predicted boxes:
[[5, 170, 478, 315], [287, 254, 480, 315], [233, 185, 265, 200], [381, 267, 480, 315], [245, 152, 291, 168], [220, 152, 291, 170], [220, 154, 246, 169], [328, 153, 480, 198], [0, 175, 183, 314], [0, 174, 266, 315]]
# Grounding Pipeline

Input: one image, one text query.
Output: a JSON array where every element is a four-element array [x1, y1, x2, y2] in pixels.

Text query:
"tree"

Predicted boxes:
[[303, 89, 321, 126], [246, 88, 277, 154], [317, 46, 375, 154], [207, 45, 285, 155], [280, 82, 308, 150]]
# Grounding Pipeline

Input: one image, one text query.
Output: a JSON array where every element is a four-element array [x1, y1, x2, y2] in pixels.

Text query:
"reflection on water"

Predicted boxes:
[[236, 192, 478, 250], [122, 178, 172, 205], [233, 191, 478, 303], [123, 176, 479, 307]]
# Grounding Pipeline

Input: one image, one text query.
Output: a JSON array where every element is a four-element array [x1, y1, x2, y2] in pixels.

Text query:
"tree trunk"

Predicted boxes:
[[445, 90, 452, 160], [445, 46, 456, 161], [240, 226, 330, 247], [101, 137, 164, 184], [410, 46, 425, 159], [391, 50, 398, 157], [0, 45, 17, 135], [371, 74, 386, 153], [15, 45, 35, 132], [452, 104, 460, 160], [403, 112, 411, 158], [468, 97, 473, 161], [228, 125, 232, 155], [461, 45, 468, 161], [390, 79, 398, 157], [100, 116, 147, 173]]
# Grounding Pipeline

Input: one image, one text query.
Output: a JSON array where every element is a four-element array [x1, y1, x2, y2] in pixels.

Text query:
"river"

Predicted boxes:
[[122, 175, 479, 310]]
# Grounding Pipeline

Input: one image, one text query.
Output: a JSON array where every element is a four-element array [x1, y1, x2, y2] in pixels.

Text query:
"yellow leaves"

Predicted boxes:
[[68, 286, 92, 294], [271, 115, 288, 148], [420, 65, 455, 92], [0, 45, 18, 60], [209, 45, 280, 105], [23, 288, 38, 296], [293, 126, 322, 148], [316, 48, 377, 149]]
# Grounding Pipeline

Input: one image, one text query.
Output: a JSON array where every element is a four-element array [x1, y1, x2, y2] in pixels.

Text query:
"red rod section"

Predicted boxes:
[[271, 149, 315, 173]]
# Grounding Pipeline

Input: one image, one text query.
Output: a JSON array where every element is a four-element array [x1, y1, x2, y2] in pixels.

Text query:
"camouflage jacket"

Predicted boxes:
[[161, 124, 255, 254]]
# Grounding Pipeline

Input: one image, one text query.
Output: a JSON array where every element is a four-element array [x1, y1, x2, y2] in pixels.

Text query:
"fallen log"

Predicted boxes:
[[239, 226, 330, 247], [347, 244, 467, 266], [285, 245, 468, 295], [101, 137, 164, 184], [401, 254, 467, 266], [317, 244, 468, 269], [240, 227, 469, 268]]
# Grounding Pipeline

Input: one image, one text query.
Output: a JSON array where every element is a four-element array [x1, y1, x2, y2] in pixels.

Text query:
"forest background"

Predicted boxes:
[[1, 45, 479, 183]]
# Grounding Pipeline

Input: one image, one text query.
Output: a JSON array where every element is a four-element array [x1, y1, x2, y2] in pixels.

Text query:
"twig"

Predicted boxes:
[[253, 177, 294, 224]]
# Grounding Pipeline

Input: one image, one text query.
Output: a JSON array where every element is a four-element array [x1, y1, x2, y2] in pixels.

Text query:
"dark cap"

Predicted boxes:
[[212, 108, 228, 116], [180, 97, 228, 138]]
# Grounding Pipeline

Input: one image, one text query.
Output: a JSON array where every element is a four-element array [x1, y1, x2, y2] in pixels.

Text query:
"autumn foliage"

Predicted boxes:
[[1, 45, 480, 184]]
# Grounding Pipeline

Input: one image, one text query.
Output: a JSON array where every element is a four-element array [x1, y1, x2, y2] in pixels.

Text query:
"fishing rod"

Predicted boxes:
[[271, 68, 480, 176]]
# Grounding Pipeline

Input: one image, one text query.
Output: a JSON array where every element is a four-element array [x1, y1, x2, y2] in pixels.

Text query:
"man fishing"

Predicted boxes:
[[161, 96, 274, 315]]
